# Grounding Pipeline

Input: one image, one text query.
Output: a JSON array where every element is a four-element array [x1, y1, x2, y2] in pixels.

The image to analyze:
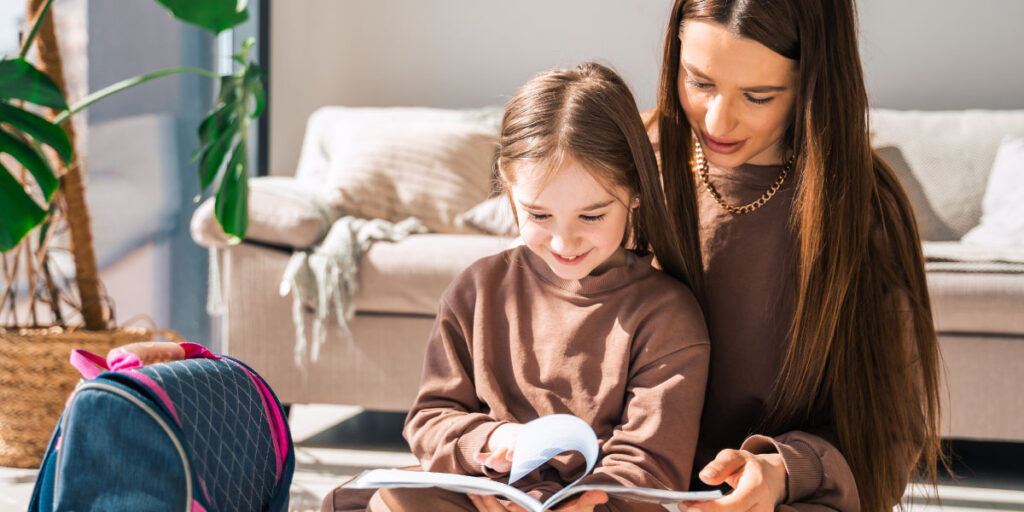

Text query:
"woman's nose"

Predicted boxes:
[[705, 95, 736, 136]]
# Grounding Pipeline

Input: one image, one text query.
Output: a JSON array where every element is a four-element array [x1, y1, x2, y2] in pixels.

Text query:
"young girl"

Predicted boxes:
[[323, 62, 710, 512]]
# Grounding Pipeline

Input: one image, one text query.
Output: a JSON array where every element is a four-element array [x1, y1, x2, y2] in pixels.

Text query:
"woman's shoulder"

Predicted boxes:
[[640, 107, 661, 150]]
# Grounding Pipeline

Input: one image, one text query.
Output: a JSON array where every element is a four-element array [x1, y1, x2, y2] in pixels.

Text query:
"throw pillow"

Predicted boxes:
[[875, 146, 957, 241], [190, 177, 336, 249], [294, 106, 503, 234], [962, 136, 1024, 247], [460, 194, 519, 237]]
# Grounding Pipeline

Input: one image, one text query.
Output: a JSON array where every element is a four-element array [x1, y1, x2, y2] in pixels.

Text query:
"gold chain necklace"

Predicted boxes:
[[693, 140, 795, 215]]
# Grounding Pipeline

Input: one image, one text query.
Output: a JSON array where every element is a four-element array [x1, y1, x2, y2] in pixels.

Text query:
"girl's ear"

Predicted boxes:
[[631, 196, 640, 209]]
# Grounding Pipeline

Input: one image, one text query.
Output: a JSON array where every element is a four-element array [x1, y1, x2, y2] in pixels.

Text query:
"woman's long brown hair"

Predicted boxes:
[[498, 62, 704, 296], [656, 1, 944, 510]]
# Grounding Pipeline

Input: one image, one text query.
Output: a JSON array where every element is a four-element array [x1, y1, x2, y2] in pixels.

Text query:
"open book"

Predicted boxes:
[[343, 414, 722, 512]]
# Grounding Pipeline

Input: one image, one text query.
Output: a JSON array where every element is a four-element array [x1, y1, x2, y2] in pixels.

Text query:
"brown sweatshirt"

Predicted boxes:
[[696, 160, 869, 510], [403, 245, 710, 500]]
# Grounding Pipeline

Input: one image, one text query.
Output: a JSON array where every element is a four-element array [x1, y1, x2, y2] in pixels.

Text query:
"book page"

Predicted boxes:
[[509, 414, 599, 484], [544, 484, 723, 508], [345, 469, 544, 511]]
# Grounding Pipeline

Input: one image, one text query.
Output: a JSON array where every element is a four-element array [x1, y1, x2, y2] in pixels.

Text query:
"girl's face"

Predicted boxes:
[[678, 20, 798, 168], [509, 158, 634, 280]]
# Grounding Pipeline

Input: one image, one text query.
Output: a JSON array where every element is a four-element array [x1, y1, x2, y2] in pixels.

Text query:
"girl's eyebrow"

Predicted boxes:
[[683, 61, 787, 93], [519, 199, 614, 211]]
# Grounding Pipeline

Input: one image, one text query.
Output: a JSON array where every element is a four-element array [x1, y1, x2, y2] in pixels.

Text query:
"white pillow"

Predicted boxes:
[[460, 194, 519, 237], [294, 106, 503, 234], [961, 136, 1024, 247]]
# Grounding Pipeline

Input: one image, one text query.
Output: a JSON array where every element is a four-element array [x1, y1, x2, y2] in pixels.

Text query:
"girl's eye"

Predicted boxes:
[[687, 79, 712, 89], [527, 212, 550, 221], [580, 214, 605, 223], [745, 93, 774, 105]]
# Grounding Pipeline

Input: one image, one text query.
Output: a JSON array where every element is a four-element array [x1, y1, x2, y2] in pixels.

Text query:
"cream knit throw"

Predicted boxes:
[[280, 216, 427, 366]]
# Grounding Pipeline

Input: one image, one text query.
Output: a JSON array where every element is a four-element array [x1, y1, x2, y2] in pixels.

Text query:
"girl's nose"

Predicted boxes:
[[549, 230, 578, 254]]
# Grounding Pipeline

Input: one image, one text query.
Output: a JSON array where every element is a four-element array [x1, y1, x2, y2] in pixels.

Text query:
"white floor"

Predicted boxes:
[[3, 405, 1022, 512]]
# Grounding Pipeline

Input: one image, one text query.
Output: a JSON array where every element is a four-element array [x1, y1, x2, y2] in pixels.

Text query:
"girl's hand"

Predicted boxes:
[[474, 423, 522, 473], [467, 490, 607, 512], [678, 449, 786, 512]]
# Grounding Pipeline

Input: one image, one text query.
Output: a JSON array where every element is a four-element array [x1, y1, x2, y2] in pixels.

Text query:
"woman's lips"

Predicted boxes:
[[552, 249, 591, 266], [702, 131, 746, 155]]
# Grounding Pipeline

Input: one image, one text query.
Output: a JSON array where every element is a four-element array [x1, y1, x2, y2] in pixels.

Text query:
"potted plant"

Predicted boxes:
[[0, 0, 262, 467]]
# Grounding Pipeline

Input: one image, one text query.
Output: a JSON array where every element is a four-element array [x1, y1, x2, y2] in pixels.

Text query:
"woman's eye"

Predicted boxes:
[[687, 79, 712, 89], [527, 212, 550, 221], [745, 94, 774, 105], [580, 214, 606, 223]]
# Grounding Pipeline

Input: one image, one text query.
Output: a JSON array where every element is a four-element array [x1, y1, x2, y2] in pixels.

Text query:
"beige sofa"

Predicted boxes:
[[192, 107, 1024, 442]]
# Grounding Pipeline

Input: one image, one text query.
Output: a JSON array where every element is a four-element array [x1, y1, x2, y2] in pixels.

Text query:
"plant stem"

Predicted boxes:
[[18, 0, 53, 59], [29, 0, 106, 330], [53, 66, 220, 125]]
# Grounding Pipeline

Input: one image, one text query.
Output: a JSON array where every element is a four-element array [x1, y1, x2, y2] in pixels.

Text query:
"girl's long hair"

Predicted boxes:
[[498, 62, 704, 297], [656, 1, 944, 510]]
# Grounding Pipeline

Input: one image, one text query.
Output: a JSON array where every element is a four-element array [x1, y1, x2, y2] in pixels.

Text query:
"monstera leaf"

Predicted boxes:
[[0, 57, 71, 251], [153, 0, 249, 34], [193, 38, 265, 241]]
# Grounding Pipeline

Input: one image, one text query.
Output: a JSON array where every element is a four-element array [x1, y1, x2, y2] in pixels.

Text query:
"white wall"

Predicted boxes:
[[269, 0, 1024, 174]]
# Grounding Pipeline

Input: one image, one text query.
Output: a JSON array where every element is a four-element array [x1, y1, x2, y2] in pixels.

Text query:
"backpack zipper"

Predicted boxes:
[[54, 381, 194, 512]]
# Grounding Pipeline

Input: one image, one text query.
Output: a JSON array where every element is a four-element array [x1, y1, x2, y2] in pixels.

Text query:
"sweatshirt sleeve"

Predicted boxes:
[[576, 290, 710, 491], [741, 296, 925, 510], [402, 294, 505, 476]]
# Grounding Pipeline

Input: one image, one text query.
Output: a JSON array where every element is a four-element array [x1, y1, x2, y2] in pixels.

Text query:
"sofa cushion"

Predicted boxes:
[[962, 136, 1024, 247], [293, 106, 503, 234], [356, 234, 520, 315], [926, 270, 1024, 336], [191, 177, 336, 249], [869, 109, 1024, 239]]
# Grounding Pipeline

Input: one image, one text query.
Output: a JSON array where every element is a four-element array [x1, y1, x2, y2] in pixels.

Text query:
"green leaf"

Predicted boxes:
[[0, 58, 68, 109], [244, 64, 266, 118], [0, 128, 59, 201], [0, 161, 47, 252], [0, 102, 72, 163], [214, 143, 249, 241], [198, 124, 238, 193], [153, 0, 249, 34]]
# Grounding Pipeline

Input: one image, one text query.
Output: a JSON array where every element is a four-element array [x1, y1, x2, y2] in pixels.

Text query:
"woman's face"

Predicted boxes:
[[678, 20, 798, 168]]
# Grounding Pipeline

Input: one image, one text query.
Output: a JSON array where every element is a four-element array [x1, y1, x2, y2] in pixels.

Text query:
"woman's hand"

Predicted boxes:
[[679, 449, 787, 512], [474, 423, 522, 473], [467, 490, 607, 512]]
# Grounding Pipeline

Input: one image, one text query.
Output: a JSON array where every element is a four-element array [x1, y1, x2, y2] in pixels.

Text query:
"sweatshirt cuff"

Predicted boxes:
[[741, 434, 822, 504], [455, 420, 507, 475]]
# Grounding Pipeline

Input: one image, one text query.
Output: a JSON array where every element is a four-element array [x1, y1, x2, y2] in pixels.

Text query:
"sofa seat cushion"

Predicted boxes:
[[927, 270, 1024, 336], [357, 234, 519, 316]]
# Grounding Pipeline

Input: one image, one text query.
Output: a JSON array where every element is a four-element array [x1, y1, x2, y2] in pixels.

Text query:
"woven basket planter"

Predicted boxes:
[[0, 326, 182, 468]]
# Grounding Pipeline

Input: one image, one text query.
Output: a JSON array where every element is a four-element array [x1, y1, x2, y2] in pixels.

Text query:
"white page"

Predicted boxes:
[[509, 414, 599, 484], [345, 469, 543, 511]]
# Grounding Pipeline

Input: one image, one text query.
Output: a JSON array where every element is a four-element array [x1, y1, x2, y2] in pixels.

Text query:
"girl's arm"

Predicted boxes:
[[402, 296, 508, 476], [575, 288, 711, 491]]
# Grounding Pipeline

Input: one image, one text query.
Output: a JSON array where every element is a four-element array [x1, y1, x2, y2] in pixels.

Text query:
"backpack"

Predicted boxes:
[[28, 343, 294, 511]]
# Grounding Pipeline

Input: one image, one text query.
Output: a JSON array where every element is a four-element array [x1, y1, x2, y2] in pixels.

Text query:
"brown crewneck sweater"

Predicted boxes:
[[696, 161, 860, 509], [403, 245, 711, 500]]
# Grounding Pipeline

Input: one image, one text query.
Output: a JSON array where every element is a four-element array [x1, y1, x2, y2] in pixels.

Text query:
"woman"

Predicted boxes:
[[651, 0, 944, 510], [473, 0, 944, 511]]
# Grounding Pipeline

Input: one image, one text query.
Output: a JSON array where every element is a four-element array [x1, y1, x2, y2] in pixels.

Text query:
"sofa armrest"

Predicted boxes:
[[190, 176, 337, 249]]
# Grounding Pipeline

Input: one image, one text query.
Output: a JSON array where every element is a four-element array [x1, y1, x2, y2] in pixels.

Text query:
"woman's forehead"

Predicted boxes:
[[680, 20, 796, 86]]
